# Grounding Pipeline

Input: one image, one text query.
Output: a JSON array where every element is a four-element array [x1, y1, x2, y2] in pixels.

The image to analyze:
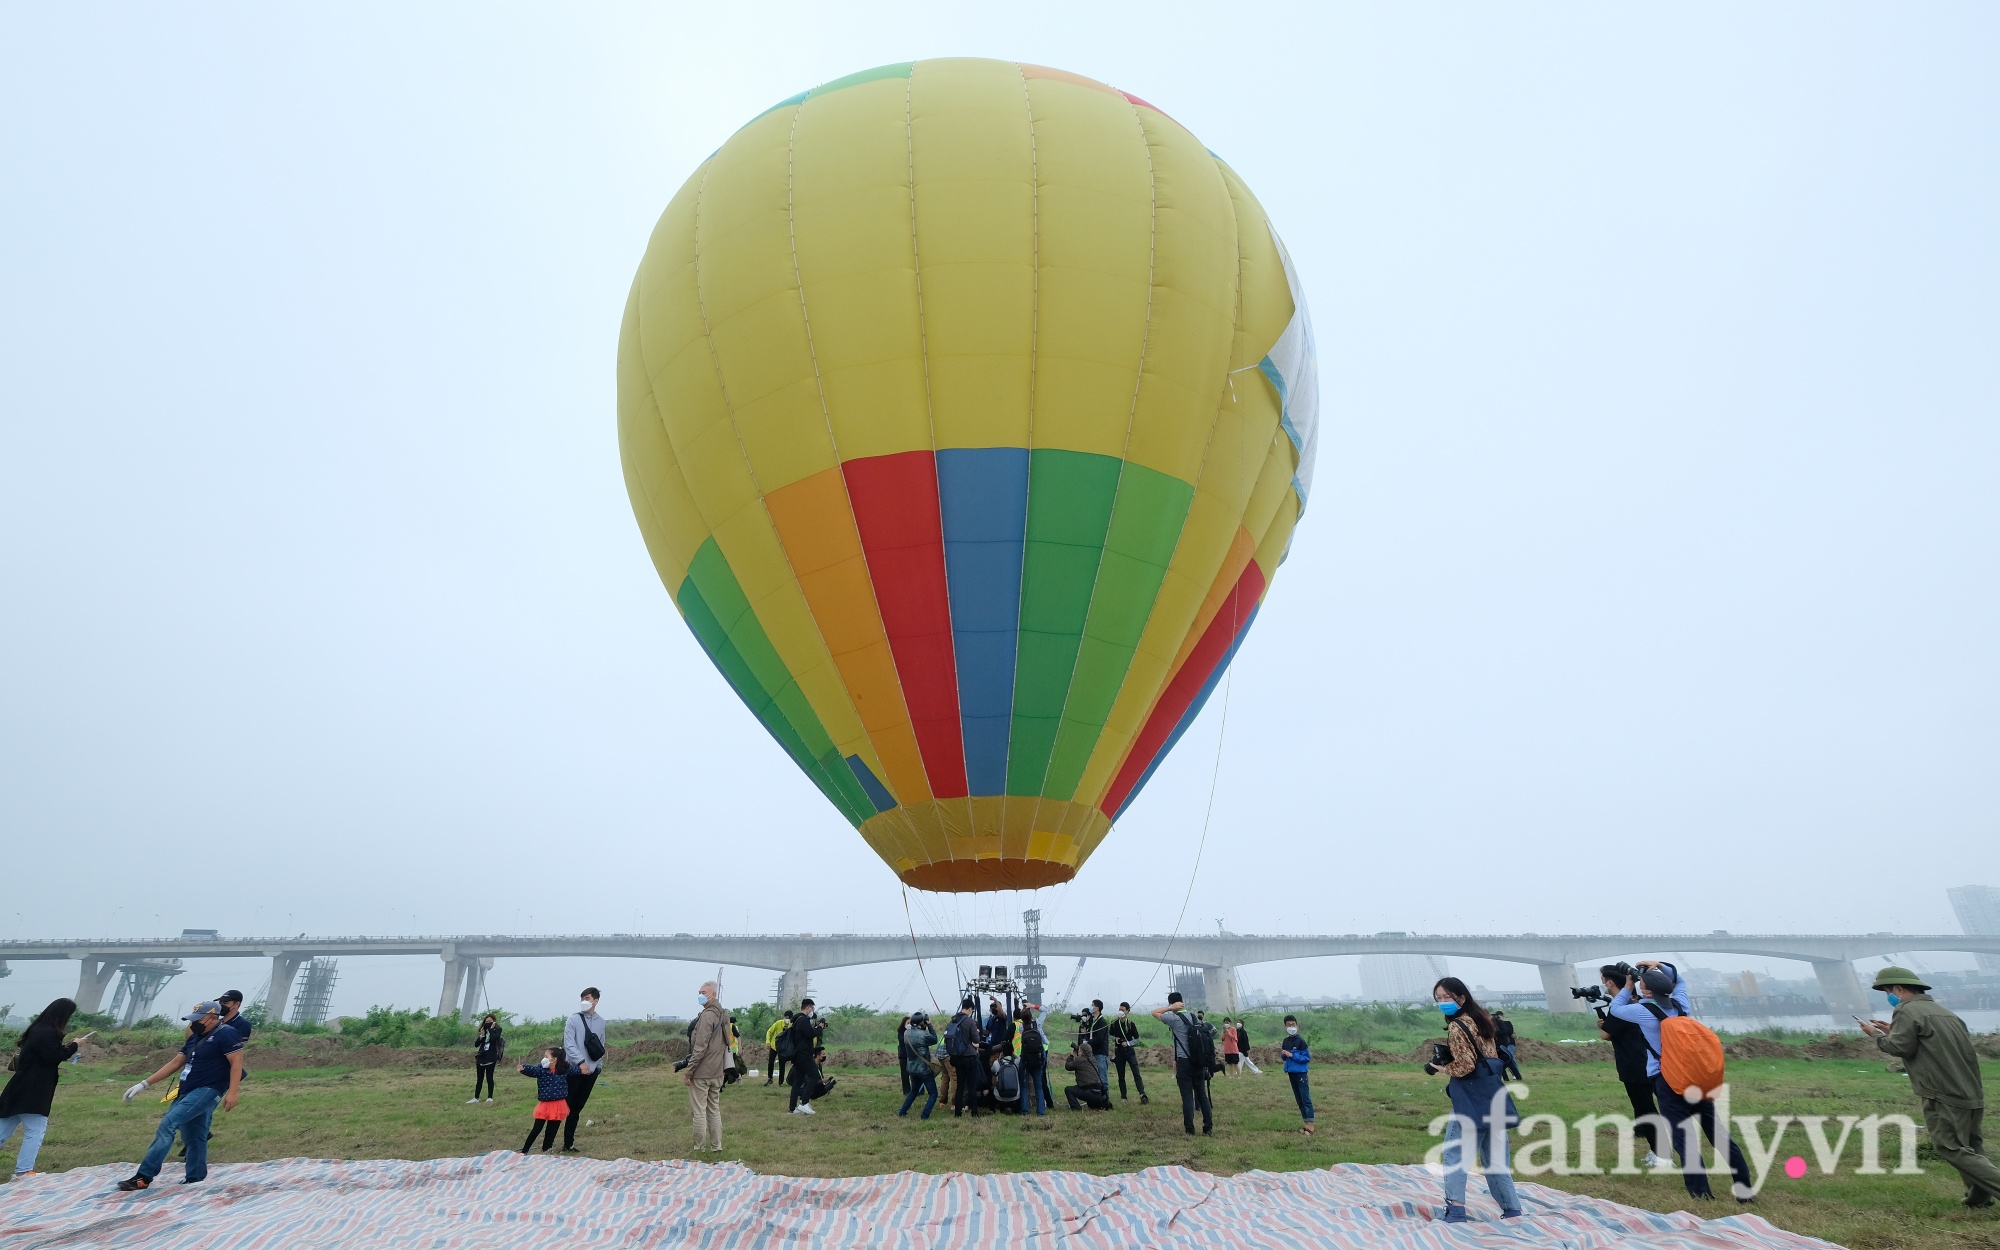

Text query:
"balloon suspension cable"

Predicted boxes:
[[901, 885, 944, 1014], [1135, 662, 1234, 1006]]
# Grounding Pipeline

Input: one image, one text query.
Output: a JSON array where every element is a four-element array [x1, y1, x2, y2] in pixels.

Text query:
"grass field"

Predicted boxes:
[[7, 1046, 1998, 1249]]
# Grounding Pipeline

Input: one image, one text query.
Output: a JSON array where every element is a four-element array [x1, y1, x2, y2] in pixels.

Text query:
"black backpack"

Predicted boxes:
[[1185, 1018, 1220, 1074], [992, 1055, 1021, 1100]]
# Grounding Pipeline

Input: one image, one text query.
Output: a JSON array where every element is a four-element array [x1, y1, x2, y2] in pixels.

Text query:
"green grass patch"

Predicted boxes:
[[8, 1050, 1998, 1248]]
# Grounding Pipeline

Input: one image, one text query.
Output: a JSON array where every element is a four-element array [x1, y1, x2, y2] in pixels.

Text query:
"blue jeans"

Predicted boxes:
[[1093, 1053, 1110, 1090], [1019, 1058, 1046, 1115], [139, 1086, 221, 1181], [1287, 1071, 1315, 1123], [1440, 1114, 1521, 1212], [1, 1113, 50, 1172], [897, 1071, 938, 1119]]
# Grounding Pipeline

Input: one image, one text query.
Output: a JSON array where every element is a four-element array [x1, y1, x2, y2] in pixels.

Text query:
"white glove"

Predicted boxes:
[[124, 1081, 149, 1103]]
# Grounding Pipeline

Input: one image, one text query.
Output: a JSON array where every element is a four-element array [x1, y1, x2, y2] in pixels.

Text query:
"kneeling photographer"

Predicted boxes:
[[1580, 963, 1665, 1169]]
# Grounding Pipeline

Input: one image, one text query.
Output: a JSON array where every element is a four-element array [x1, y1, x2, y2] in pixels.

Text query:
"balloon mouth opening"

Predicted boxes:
[[899, 859, 1078, 893]]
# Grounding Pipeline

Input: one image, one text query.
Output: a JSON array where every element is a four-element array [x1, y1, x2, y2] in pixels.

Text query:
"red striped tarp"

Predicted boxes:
[[0, 1154, 1843, 1249]]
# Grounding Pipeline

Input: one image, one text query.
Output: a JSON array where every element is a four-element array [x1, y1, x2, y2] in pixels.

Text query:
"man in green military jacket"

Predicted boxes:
[[1858, 965, 1998, 1209]]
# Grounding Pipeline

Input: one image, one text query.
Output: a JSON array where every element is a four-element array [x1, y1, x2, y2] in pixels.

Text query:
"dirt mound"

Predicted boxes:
[[1515, 1038, 1607, 1065], [112, 1039, 470, 1076], [609, 1038, 688, 1063], [1801, 1035, 1882, 1060], [1723, 1037, 1801, 1060]]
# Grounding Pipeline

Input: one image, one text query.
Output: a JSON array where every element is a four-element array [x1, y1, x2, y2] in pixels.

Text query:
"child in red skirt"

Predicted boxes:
[[518, 1046, 570, 1153]]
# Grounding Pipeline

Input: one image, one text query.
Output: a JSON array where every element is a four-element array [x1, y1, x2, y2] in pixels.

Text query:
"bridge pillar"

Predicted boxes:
[[436, 956, 466, 1019], [1538, 963, 1586, 1013], [1205, 965, 1241, 1016], [266, 954, 308, 1025], [458, 958, 493, 1021], [777, 956, 810, 1010], [1812, 959, 1869, 1015], [74, 958, 118, 1014]]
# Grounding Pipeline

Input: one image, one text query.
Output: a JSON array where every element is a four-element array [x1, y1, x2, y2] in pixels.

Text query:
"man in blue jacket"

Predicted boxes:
[[1280, 1014, 1314, 1134], [1608, 961, 1753, 1201]]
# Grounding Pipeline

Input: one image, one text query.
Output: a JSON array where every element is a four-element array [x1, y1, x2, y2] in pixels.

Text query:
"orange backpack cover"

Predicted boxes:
[[1649, 1006, 1727, 1100]]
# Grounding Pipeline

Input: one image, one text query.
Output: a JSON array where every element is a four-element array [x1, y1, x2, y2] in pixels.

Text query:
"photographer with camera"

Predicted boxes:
[[1151, 992, 1214, 1136], [1110, 1003, 1148, 1104], [1422, 978, 1523, 1223], [897, 1012, 939, 1120], [1062, 1038, 1111, 1110], [1584, 964, 1666, 1168], [1607, 961, 1753, 1201], [1081, 1000, 1112, 1089]]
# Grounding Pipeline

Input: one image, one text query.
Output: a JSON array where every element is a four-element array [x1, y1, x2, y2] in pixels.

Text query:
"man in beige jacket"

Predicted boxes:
[[684, 981, 731, 1152]]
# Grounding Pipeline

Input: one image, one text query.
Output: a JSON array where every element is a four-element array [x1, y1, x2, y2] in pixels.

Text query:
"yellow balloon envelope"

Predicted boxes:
[[619, 59, 1317, 891]]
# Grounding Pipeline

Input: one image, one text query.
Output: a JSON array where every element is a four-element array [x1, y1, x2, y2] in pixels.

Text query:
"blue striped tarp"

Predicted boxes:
[[0, 1154, 1843, 1249]]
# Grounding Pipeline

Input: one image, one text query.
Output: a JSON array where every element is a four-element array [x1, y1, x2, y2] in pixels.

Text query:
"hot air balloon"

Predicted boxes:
[[618, 59, 1317, 892]]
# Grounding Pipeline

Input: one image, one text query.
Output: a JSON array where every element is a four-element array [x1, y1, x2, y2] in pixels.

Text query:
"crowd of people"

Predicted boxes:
[[3, 958, 1994, 1223]]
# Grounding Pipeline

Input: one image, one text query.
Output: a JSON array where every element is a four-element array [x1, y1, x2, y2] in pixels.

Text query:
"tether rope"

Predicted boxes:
[[901, 885, 944, 1013], [1133, 660, 1235, 1006]]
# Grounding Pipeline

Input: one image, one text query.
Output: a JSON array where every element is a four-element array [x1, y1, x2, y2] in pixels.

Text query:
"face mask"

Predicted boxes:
[[1438, 1001, 1460, 1017], [1286, 1026, 1298, 1035], [1885, 993, 1901, 1007], [581, 1001, 594, 1012], [697, 993, 708, 1007]]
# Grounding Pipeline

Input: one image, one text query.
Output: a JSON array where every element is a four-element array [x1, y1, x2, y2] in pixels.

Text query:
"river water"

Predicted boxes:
[[1696, 1009, 2000, 1036]]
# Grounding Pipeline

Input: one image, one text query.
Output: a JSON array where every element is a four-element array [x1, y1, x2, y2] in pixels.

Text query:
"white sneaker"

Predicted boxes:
[[465, 1098, 480, 1104], [793, 1103, 815, 1115], [1643, 1152, 1668, 1170], [1732, 1182, 1757, 1202], [484, 1098, 494, 1103]]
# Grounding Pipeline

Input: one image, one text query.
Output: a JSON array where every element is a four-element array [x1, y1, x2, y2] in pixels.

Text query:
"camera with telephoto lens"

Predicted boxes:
[[1428, 1041, 1452, 1067]]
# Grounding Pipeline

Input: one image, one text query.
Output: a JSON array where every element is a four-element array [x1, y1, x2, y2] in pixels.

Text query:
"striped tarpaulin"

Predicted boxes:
[[0, 1155, 1843, 1249]]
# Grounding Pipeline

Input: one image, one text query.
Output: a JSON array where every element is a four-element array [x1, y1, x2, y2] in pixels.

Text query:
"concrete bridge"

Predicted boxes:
[[5, 932, 1994, 1022]]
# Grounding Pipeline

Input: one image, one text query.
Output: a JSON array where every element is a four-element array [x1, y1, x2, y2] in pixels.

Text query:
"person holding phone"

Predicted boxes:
[[1858, 966, 2000, 1208], [1, 998, 87, 1180]]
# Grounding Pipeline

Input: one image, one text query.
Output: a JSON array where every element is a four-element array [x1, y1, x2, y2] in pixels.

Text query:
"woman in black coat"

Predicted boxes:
[[2, 998, 84, 1178], [469, 1014, 504, 1104]]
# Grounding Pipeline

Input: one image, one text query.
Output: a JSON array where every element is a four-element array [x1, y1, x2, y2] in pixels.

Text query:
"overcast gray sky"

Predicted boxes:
[[3, 4, 1995, 1021]]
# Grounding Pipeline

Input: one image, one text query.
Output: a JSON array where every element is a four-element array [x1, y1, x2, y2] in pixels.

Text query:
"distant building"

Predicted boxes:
[[1947, 885, 2000, 975], [1360, 935, 1450, 1004]]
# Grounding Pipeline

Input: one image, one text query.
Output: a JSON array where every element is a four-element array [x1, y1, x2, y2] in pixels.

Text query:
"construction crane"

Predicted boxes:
[[1055, 957, 1088, 1012]]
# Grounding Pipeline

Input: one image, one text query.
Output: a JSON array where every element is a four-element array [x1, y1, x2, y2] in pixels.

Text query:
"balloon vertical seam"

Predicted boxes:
[[898, 64, 974, 868], [685, 143, 876, 831], [1019, 90, 1160, 848], [779, 96, 938, 876], [999, 63, 1045, 864], [1085, 151, 1252, 821]]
